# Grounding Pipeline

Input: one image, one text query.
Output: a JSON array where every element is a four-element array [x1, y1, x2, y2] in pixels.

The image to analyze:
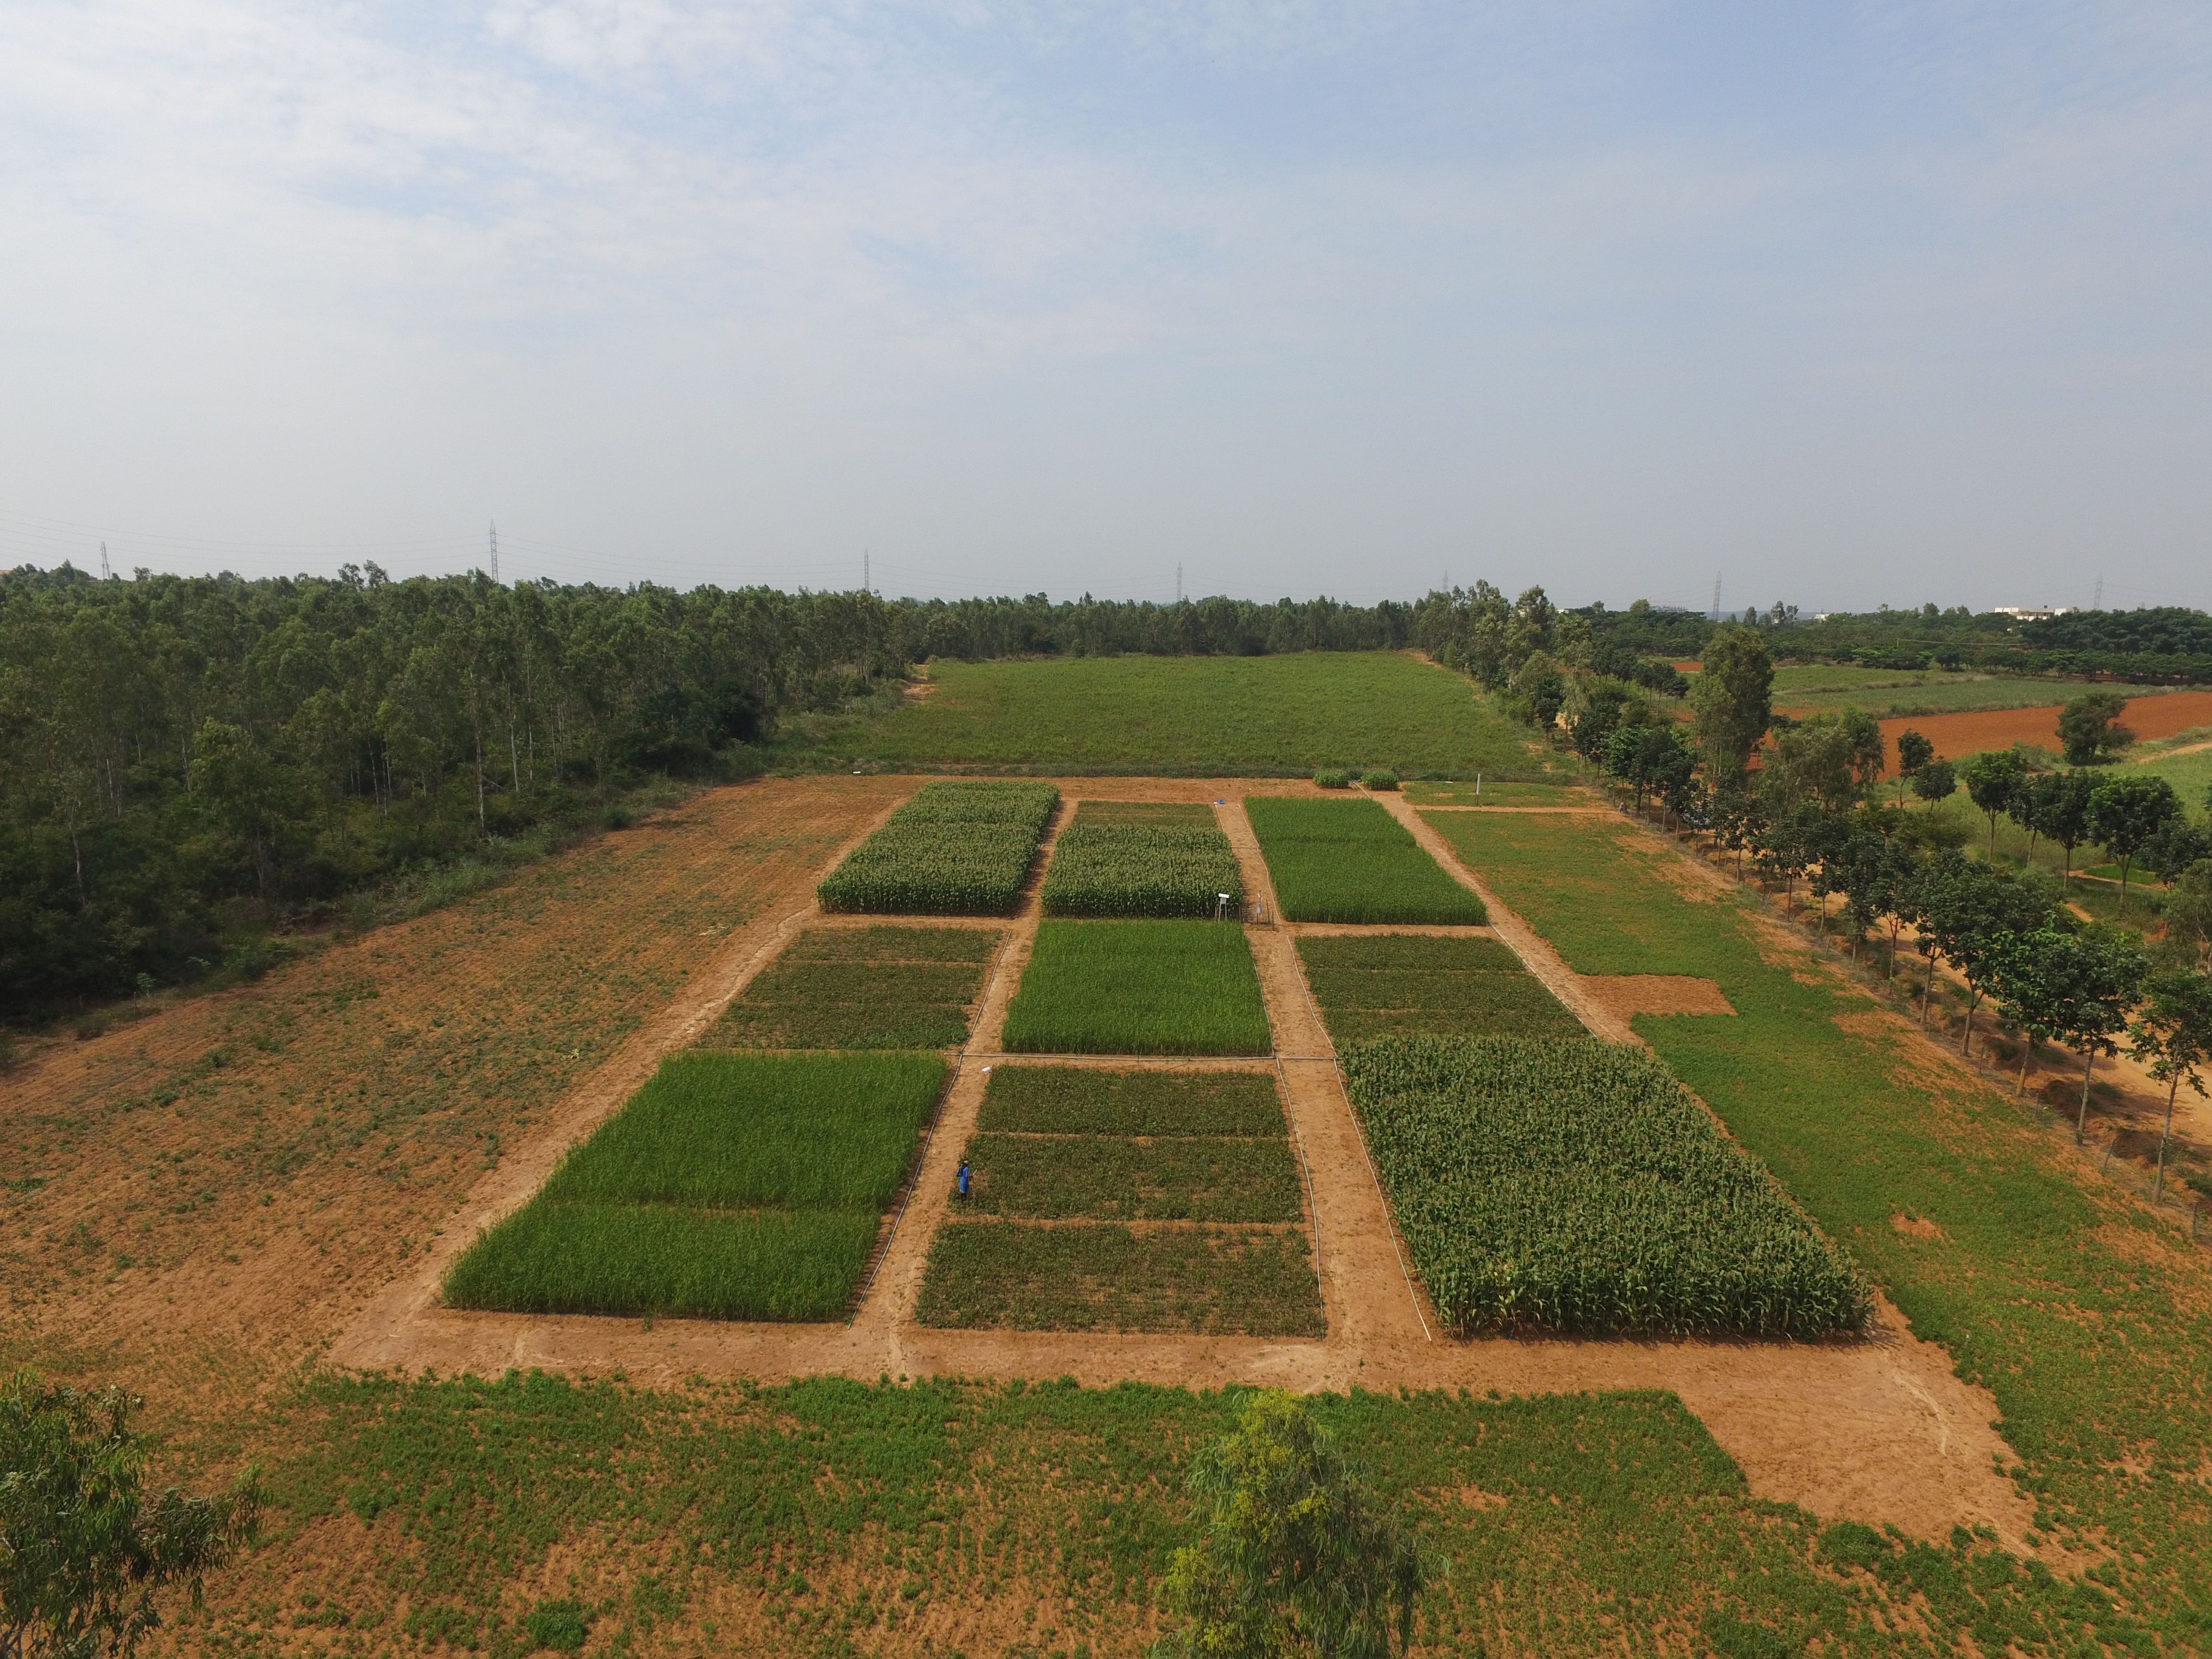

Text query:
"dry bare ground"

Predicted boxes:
[[330, 776, 2031, 1546]]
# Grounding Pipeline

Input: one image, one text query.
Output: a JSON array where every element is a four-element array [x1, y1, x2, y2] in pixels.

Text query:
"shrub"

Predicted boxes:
[[1362, 770, 1399, 791], [1340, 1035, 1867, 1337], [1245, 797, 1486, 925], [1313, 769, 1354, 789], [818, 781, 1059, 914], [524, 1599, 592, 1653]]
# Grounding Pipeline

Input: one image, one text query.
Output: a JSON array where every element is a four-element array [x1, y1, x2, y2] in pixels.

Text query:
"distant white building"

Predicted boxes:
[[1992, 606, 2072, 622]]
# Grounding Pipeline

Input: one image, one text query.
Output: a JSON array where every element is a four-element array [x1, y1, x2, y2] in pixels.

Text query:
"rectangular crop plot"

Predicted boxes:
[[1246, 796, 1486, 925], [703, 926, 1000, 1050], [915, 1222, 1325, 1335], [962, 1133, 1303, 1222], [817, 781, 1059, 915], [978, 1066, 1286, 1136], [1298, 933, 1584, 1045], [1340, 1035, 1867, 1338], [999, 920, 1272, 1055], [444, 1051, 947, 1321], [1041, 803, 1244, 920]]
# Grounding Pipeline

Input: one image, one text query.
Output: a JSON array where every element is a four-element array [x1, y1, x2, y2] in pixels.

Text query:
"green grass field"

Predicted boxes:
[[976, 1066, 1286, 1136], [1040, 804, 1244, 919], [444, 1052, 945, 1320], [1246, 796, 1488, 924], [1430, 807, 2212, 1644], [2119, 738, 2212, 819], [915, 1223, 1324, 1334], [844, 653, 1554, 776], [1297, 932, 1584, 1045], [703, 926, 999, 1050], [999, 920, 1272, 1055]]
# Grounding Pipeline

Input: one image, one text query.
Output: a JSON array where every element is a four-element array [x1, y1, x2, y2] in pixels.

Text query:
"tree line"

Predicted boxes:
[[1563, 624, 2212, 1179]]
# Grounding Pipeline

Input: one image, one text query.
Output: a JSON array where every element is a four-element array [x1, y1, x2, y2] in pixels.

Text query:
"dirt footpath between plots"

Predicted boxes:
[[332, 774, 2032, 1548]]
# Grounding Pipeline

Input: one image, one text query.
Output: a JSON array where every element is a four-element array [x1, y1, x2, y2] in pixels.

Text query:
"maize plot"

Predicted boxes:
[[818, 781, 1059, 915], [1040, 801, 1244, 919], [1341, 1035, 1867, 1338]]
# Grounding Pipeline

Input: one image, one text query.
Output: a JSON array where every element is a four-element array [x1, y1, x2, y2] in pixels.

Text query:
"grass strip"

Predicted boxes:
[[915, 1222, 1324, 1334], [962, 1133, 1303, 1222], [439, 1203, 875, 1321], [977, 1066, 1286, 1135], [540, 1051, 946, 1212], [817, 781, 1058, 915], [1429, 807, 2212, 1642], [1342, 1036, 1869, 1338], [1041, 818, 1245, 919], [1246, 796, 1487, 924], [1000, 920, 1271, 1055], [1405, 781, 1590, 806]]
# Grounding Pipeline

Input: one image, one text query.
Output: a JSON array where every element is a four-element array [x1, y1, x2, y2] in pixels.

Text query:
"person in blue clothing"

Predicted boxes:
[[957, 1160, 972, 1200]]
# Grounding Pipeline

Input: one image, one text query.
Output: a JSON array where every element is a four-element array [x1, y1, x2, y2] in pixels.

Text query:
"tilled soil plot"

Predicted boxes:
[[1877, 689, 2212, 765]]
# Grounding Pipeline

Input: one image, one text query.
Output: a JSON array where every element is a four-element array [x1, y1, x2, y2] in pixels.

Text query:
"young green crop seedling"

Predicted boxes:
[[1246, 796, 1487, 925], [445, 1051, 946, 1319], [1298, 932, 1584, 1045], [703, 925, 1000, 1050], [999, 920, 1272, 1055]]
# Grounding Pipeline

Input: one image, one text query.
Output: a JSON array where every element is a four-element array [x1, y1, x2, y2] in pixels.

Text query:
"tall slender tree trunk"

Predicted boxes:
[[2156, 1075, 2179, 1198], [2018, 1040, 2032, 1095], [1961, 987, 1978, 1055], [1921, 963, 1934, 1027], [2077, 1050, 2096, 1141]]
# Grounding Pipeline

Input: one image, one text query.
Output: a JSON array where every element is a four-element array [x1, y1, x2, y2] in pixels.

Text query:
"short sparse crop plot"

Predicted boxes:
[[1041, 802, 1244, 919], [999, 920, 1271, 1055], [444, 1051, 946, 1320], [1405, 781, 1588, 807], [924, 1061, 1316, 1331], [1341, 1036, 1868, 1339], [915, 1223, 1324, 1335], [962, 1134, 1302, 1222], [1298, 933, 1585, 1045], [977, 1066, 1286, 1136], [1245, 796, 1487, 925], [817, 781, 1059, 915], [703, 926, 1000, 1050]]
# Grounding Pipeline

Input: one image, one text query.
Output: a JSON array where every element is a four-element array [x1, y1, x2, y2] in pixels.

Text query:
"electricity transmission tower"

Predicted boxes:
[[488, 521, 499, 583]]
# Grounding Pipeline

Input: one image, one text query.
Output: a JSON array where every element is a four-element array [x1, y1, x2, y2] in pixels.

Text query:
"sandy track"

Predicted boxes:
[[332, 775, 2034, 1546]]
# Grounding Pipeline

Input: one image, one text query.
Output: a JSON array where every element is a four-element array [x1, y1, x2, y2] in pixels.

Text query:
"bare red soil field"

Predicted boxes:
[[1879, 689, 2212, 766]]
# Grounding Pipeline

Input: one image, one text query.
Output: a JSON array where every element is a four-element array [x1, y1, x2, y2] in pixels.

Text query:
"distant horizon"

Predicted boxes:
[[6, 6, 2209, 614]]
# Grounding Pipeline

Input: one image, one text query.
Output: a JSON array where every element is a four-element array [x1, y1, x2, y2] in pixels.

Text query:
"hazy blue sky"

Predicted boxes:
[[3, 2, 2208, 611]]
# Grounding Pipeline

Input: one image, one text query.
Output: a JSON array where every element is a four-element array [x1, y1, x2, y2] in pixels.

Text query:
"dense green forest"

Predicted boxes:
[[4, 559, 2208, 1018]]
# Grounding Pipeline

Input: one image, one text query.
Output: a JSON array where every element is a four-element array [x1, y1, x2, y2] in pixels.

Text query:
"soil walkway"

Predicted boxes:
[[333, 776, 2033, 1547]]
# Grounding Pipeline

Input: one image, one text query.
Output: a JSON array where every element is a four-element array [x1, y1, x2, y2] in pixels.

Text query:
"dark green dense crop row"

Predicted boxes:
[[1298, 932, 1584, 1045], [703, 926, 999, 1050], [1041, 802, 1244, 919], [977, 1066, 1286, 1136], [445, 1052, 946, 1319], [1245, 796, 1486, 924], [1000, 920, 1272, 1055], [818, 781, 1060, 914], [1342, 1036, 1869, 1337]]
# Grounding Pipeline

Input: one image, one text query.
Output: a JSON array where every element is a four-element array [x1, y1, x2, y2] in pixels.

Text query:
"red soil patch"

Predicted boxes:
[[1878, 690, 2212, 768]]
